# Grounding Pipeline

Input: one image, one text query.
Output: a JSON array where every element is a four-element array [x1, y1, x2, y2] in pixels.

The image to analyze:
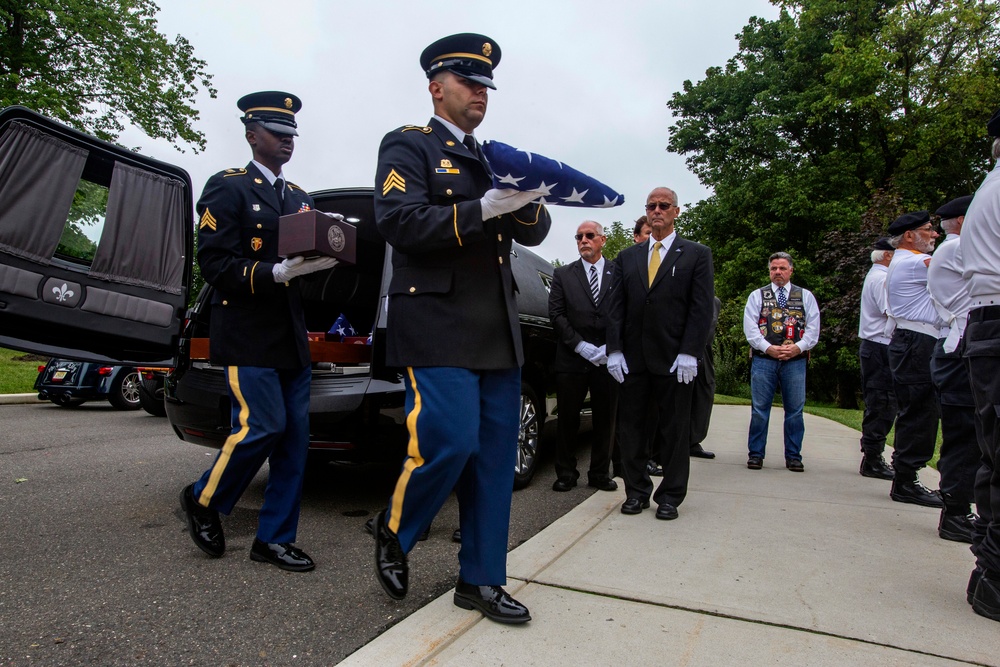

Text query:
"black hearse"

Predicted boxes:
[[0, 106, 558, 488]]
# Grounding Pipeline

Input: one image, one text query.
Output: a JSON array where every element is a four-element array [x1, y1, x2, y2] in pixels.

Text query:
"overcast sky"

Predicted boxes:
[[118, 0, 780, 263]]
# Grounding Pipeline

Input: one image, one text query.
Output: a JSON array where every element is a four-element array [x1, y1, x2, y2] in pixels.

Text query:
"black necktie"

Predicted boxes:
[[463, 135, 489, 172], [589, 265, 599, 303], [274, 177, 284, 204]]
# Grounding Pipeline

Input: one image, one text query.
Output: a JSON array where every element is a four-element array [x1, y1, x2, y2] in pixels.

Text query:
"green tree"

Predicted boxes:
[[0, 0, 216, 152], [602, 220, 632, 260], [668, 0, 1000, 405]]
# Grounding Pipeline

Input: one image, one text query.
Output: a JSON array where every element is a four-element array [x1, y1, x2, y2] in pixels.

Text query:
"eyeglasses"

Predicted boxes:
[[575, 232, 599, 241], [645, 202, 676, 211]]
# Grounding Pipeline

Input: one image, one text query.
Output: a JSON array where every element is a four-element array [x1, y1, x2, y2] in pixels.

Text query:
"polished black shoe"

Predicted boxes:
[[655, 502, 679, 520], [250, 538, 315, 572], [890, 478, 944, 508], [587, 478, 618, 492], [971, 573, 1000, 622], [786, 459, 804, 472], [689, 444, 716, 459], [452, 528, 462, 543], [620, 498, 649, 515], [374, 510, 408, 600], [939, 511, 976, 543], [968, 568, 983, 605], [453, 579, 530, 624], [747, 456, 763, 470], [365, 517, 429, 541], [552, 478, 577, 492], [646, 460, 663, 476], [180, 484, 224, 558], [860, 455, 894, 480]]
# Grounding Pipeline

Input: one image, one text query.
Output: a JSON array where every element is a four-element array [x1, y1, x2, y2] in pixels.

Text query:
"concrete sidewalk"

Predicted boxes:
[[340, 405, 997, 666]]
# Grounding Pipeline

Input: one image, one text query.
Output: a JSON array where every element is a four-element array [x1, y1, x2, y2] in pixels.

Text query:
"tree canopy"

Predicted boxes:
[[668, 0, 1000, 404], [0, 0, 216, 152]]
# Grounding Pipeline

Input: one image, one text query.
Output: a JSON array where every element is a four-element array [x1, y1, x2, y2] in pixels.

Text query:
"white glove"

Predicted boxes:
[[595, 344, 608, 366], [574, 341, 604, 366], [320, 211, 345, 221], [272, 255, 339, 282], [607, 351, 628, 384], [480, 188, 540, 220], [670, 353, 698, 384]]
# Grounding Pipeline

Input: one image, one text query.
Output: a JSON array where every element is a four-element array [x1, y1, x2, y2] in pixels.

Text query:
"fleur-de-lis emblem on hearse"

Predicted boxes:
[[52, 283, 74, 302]]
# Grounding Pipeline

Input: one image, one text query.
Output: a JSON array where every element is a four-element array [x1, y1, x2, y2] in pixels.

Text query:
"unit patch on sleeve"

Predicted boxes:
[[382, 169, 406, 196], [199, 209, 217, 231]]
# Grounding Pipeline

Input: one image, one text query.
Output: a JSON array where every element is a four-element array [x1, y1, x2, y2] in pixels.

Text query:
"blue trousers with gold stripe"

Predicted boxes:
[[388, 366, 520, 585], [193, 365, 311, 544]]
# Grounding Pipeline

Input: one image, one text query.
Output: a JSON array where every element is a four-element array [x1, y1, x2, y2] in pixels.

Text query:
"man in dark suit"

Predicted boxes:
[[371, 33, 550, 625], [549, 221, 619, 493], [607, 187, 715, 521], [179, 91, 337, 572]]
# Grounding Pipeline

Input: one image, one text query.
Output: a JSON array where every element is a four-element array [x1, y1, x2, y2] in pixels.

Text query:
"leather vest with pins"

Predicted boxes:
[[756, 286, 807, 360]]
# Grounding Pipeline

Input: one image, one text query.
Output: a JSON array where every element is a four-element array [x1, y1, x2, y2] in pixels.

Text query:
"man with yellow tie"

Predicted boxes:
[[606, 187, 715, 521]]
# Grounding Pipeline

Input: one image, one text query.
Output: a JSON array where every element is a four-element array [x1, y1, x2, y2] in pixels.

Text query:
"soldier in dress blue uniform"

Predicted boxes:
[[179, 91, 337, 572], [371, 33, 551, 624]]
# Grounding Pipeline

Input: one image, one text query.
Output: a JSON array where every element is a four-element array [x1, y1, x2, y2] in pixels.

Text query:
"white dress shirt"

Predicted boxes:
[[859, 264, 892, 344], [927, 234, 972, 351], [886, 249, 941, 326], [743, 282, 821, 354], [582, 256, 606, 293], [962, 163, 1000, 307]]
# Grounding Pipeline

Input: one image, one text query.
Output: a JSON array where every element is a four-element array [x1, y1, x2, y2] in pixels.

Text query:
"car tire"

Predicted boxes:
[[513, 382, 542, 490], [108, 369, 142, 411], [138, 378, 166, 417]]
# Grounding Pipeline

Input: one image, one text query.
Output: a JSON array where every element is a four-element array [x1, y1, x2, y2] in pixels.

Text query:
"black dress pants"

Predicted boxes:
[[554, 366, 617, 483], [859, 339, 896, 457], [931, 338, 979, 504], [887, 329, 940, 478], [963, 308, 1000, 575]]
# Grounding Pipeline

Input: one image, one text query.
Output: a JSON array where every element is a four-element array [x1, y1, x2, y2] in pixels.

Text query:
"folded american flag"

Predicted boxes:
[[481, 140, 624, 208], [328, 313, 357, 341]]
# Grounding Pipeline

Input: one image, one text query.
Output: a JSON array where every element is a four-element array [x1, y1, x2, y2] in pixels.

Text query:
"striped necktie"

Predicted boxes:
[[777, 285, 787, 308], [589, 264, 599, 302], [648, 241, 662, 287]]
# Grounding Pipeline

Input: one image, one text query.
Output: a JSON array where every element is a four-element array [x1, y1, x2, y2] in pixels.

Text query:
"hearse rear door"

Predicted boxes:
[[0, 106, 192, 365]]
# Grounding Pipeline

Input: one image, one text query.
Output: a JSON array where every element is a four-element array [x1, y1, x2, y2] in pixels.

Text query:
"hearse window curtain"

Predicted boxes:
[[0, 121, 88, 264], [89, 162, 185, 295]]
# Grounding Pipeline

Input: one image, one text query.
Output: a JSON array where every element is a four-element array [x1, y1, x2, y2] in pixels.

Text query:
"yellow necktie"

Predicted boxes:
[[648, 241, 662, 286]]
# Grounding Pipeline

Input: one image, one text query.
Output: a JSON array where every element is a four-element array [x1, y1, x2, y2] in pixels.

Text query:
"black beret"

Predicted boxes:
[[935, 195, 974, 220], [421, 33, 501, 90], [873, 237, 894, 251], [887, 210, 930, 235], [237, 91, 301, 136], [989, 107, 1000, 137]]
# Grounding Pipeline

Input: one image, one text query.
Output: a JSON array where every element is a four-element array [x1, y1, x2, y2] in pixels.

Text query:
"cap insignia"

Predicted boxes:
[[483, 43, 492, 57], [284, 97, 293, 109]]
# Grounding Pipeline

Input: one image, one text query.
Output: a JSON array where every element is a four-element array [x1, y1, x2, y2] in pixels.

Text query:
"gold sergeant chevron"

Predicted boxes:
[[382, 169, 406, 196]]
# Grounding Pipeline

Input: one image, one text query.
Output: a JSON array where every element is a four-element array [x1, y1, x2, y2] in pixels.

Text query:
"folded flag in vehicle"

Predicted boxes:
[[328, 313, 357, 341], [481, 140, 624, 208]]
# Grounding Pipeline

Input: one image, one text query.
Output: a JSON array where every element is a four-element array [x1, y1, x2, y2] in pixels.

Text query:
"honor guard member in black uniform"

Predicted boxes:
[[372, 33, 550, 624], [179, 92, 337, 572]]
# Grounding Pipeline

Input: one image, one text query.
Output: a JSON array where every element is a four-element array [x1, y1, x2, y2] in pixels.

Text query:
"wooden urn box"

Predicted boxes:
[[278, 210, 357, 264]]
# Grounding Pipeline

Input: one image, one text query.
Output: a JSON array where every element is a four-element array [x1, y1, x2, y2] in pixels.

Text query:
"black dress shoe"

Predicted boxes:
[[374, 510, 408, 600], [365, 517, 429, 541], [747, 456, 763, 470], [452, 528, 462, 543], [786, 459, 804, 472], [453, 579, 530, 624], [969, 568, 983, 605], [655, 502, 679, 520], [587, 478, 618, 492], [860, 455, 894, 479], [180, 484, 224, 558], [689, 444, 716, 459], [646, 460, 663, 476], [939, 510, 976, 543], [890, 478, 944, 508], [620, 498, 649, 515], [250, 538, 315, 572], [552, 478, 577, 492], [971, 573, 1000, 622]]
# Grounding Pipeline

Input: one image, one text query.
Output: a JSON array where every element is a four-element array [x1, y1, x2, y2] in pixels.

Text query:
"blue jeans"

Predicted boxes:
[[748, 355, 806, 461]]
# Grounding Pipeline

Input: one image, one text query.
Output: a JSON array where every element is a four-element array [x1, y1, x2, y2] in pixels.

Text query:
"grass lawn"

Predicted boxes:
[[715, 394, 943, 469], [0, 347, 46, 394]]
